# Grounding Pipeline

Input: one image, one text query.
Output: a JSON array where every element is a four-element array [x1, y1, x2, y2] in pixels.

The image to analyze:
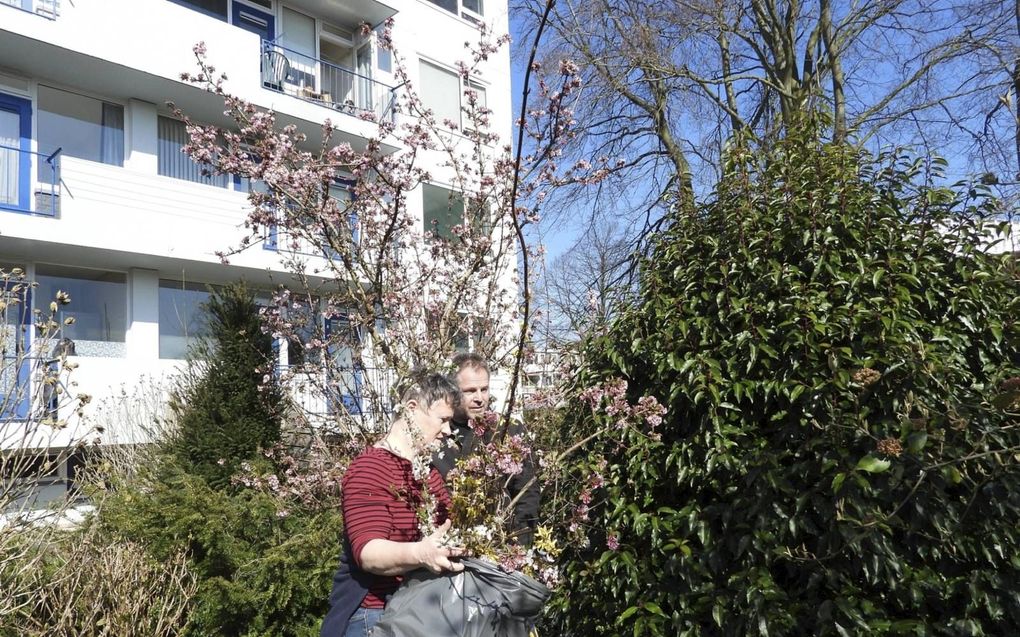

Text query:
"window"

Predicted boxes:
[[375, 27, 391, 73], [422, 183, 465, 239], [35, 265, 127, 357], [0, 92, 31, 212], [280, 7, 317, 88], [422, 183, 490, 240], [325, 313, 362, 414], [419, 61, 487, 131], [159, 280, 212, 359], [157, 116, 228, 187], [425, 0, 483, 19], [420, 62, 461, 128], [169, 0, 227, 21], [37, 85, 123, 175], [464, 80, 486, 130]]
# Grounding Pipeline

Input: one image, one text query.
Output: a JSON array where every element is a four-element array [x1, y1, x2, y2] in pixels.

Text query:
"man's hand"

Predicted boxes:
[[414, 519, 467, 573]]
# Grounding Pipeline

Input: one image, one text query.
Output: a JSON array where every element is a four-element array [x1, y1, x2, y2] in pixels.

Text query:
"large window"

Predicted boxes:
[[420, 62, 461, 128], [35, 265, 126, 358], [37, 85, 124, 175], [159, 280, 212, 359], [422, 183, 465, 239], [158, 116, 228, 187], [419, 61, 487, 131]]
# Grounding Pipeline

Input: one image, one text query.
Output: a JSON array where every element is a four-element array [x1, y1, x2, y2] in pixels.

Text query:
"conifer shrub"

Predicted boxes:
[[548, 131, 1020, 635], [168, 282, 284, 489], [99, 465, 343, 637], [97, 282, 344, 636]]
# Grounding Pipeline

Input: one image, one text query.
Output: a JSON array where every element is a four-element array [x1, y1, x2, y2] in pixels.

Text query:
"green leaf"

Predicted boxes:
[[856, 455, 891, 473], [941, 465, 964, 484], [907, 432, 927, 454], [643, 602, 667, 617], [832, 472, 847, 494]]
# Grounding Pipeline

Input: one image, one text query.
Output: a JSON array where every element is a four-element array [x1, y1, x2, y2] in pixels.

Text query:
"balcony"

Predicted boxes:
[[261, 41, 396, 123], [0, 0, 59, 19], [0, 145, 61, 217], [283, 364, 395, 429]]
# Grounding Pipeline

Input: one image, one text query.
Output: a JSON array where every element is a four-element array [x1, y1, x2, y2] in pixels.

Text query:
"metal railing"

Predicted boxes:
[[261, 41, 396, 122], [0, 351, 73, 422], [262, 208, 359, 260], [280, 364, 395, 427], [0, 145, 60, 217], [0, 0, 59, 19]]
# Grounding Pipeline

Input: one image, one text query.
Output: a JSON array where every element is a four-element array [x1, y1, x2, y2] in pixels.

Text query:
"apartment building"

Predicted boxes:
[[0, 0, 513, 500]]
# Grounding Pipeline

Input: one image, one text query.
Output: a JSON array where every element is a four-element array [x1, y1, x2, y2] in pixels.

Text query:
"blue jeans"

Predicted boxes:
[[344, 607, 383, 637]]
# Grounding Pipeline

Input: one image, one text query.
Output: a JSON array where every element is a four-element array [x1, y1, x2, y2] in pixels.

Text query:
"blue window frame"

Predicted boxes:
[[325, 313, 363, 415], [260, 178, 358, 256], [232, 3, 275, 41], [0, 92, 32, 213], [1, 276, 32, 419]]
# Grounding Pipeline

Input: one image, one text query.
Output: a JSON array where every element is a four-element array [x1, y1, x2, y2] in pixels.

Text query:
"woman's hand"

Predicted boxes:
[[414, 519, 467, 574]]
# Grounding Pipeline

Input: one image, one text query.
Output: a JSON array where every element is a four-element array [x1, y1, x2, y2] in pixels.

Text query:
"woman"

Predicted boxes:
[[321, 373, 467, 637]]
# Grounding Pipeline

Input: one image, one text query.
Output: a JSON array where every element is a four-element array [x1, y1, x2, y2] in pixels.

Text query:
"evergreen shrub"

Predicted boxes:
[[168, 282, 284, 488], [548, 131, 1020, 636]]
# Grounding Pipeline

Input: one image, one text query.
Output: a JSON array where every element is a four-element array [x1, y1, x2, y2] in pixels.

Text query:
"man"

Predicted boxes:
[[432, 352, 541, 546]]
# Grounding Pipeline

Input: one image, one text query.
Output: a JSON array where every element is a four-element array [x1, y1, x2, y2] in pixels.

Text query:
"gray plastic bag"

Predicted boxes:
[[372, 558, 550, 637]]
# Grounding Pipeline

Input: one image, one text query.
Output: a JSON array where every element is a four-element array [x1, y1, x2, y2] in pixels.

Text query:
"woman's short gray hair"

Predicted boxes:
[[398, 370, 462, 409]]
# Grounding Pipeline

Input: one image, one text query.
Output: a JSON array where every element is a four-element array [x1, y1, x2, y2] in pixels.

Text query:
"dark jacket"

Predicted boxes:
[[319, 544, 372, 637], [432, 413, 541, 546]]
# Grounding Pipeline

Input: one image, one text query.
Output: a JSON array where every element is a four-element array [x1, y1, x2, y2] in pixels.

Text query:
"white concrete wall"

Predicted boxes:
[[0, 0, 516, 448]]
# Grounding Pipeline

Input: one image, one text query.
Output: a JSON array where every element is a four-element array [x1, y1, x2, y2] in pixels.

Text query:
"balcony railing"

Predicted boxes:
[[262, 206, 359, 260], [281, 364, 395, 427], [0, 0, 59, 19], [0, 145, 60, 217], [261, 41, 396, 123]]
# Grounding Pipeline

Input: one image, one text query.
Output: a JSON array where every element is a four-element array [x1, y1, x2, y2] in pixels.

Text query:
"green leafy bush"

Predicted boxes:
[[548, 133, 1020, 635]]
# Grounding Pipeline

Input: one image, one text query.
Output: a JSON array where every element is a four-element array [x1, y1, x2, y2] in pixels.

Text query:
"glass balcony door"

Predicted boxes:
[[0, 93, 31, 212], [355, 43, 373, 111], [1, 275, 31, 420]]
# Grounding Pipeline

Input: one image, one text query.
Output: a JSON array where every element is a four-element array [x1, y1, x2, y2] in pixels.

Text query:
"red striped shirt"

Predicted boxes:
[[341, 445, 451, 608]]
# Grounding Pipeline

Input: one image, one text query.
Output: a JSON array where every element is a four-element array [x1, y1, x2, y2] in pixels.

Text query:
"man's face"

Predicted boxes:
[[456, 366, 490, 420], [411, 398, 455, 448]]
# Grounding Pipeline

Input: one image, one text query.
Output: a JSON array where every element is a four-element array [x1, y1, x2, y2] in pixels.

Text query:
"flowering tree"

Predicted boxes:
[[172, 7, 665, 592]]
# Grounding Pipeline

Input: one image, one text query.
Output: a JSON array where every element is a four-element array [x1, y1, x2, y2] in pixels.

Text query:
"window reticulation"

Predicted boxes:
[[420, 61, 461, 128], [422, 183, 465, 240], [35, 265, 127, 357], [157, 116, 228, 187], [37, 85, 124, 175], [419, 61, 487, 131], [426, 0, 482, 19], [159, 279, 212, 359]]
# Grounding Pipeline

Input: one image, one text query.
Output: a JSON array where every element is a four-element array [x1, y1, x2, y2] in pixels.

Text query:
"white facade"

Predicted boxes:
[[0, 0, 513, 487]]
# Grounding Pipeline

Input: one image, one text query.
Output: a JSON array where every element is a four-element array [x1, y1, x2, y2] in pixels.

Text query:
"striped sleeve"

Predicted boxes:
[[342, 451, 399, 566]]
